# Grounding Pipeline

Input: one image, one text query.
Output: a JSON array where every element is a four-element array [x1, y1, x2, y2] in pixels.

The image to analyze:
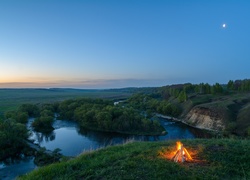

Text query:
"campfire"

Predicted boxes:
[[172, 141, 192, 163]]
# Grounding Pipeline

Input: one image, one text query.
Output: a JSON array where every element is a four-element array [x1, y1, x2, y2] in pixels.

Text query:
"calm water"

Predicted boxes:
[[1, 117, 210, 179], [0, 157, 36, 180], [29, 117, 210, 156]]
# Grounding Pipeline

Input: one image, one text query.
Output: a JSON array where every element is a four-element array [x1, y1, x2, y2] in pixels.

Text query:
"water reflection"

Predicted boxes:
[[3, 117, 212, 179], [0, 157, 36, 180], [27, 117, 211, 157], [32, 131, 56, 144], [28, 119, 56, 144]]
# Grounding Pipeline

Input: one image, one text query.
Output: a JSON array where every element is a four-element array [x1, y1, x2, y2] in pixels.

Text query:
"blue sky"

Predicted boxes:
[[0, 0, 250, 88]]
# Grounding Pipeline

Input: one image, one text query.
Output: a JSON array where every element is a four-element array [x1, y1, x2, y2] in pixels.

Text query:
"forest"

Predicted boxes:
[[57, 98, 164, 135], [127, 79, 250, 136], [0, 98, 164, 161], [1, 79, 250, 162]]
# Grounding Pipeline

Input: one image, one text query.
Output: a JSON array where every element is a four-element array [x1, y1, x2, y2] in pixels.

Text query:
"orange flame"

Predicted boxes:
[[172, 141, 192, 162], [176, 141, 182, 150]]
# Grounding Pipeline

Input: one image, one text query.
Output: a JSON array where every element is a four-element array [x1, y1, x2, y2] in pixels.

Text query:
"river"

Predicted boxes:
[[1, 117, 211, 179]]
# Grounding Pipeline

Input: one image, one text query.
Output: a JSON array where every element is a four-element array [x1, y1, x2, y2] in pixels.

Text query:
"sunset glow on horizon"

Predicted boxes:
[[1, 0, 250, 89]]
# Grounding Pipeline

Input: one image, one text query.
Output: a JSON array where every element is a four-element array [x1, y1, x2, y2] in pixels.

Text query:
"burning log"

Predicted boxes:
[[172, 141, 192, 163]]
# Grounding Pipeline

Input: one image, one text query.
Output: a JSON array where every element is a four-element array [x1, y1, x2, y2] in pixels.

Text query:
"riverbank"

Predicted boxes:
[[79, 124, 166, 136], [3, 113, 212, 180], [156, 113, 218, 132], [18, 139, 250, 179], [25, 140, 53, 155]]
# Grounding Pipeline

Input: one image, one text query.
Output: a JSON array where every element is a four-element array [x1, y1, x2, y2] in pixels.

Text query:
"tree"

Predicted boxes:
[[227, 80, 234, 90], [96, 111, 112, 130], [18, 104, 40, 117], [212, 83, 223, 94], [204, 83, 211, 94], [32, 116, 54, 132], [4, 111, 28, 124], [0, 119, 29, 160], [178, 91, 187, 103]]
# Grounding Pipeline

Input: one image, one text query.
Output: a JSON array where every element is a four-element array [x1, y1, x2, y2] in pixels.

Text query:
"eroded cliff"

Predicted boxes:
[[184, 106, 226, 131]]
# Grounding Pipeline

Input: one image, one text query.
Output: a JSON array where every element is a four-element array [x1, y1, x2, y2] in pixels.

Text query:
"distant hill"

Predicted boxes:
[[0, 88, 132, 117]]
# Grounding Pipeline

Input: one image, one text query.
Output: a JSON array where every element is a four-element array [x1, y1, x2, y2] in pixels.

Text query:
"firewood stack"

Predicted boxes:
[[172, 141, 192, 163]]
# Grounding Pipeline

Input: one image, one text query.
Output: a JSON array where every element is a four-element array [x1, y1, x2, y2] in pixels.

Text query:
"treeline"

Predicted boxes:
[[0, 104, 32, 160], [227, 79, 250, 91], [7, 103, 57, 132], [0, 103, 59, 160], [58, 98, 164, 135], [128, 93, 181, 117], [0, 98, 165, 160], [161, 79, 250, 102], [161, 83, 224, 102], [30, 104, 57, 132], [127, 79, 250, 119]]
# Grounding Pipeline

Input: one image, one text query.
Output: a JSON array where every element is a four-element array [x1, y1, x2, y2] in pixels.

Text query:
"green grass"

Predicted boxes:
[[19, 139, 250, 180], [0, 88, 131, 117], [185, 93, 250, 135], [189, 93, 250, 109], [236, 103, 250, 135], [190, 94, 213, 106]]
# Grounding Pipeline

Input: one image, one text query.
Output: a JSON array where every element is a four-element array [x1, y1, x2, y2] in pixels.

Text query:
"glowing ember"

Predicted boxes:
[[172, 141, 192, 163]]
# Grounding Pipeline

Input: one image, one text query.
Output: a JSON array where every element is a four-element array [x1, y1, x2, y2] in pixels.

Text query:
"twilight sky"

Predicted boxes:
[[0, 0, 250, 88]]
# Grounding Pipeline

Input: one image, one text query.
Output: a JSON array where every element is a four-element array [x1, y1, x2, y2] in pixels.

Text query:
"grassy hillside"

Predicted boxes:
[[236, 103, 250, 135], [184, 93, 250, 135], [0, 88, 131, 117], [19, 139, 250, 180], [127, 89, 250, 136]]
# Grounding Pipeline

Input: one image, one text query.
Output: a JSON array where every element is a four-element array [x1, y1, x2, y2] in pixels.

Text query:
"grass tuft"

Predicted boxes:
[[19, 139, 250, 180]]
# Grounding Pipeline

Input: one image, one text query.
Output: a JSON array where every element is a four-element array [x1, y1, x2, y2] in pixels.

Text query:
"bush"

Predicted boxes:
[[32, 116, 54, 132]]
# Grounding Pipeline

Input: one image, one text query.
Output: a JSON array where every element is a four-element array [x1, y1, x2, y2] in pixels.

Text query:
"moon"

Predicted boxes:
[[222, 23, 226, 28]]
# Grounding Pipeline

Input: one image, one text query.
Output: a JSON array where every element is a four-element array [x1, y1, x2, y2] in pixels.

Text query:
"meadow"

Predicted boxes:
[[19, 139, 250, 180], [0, 88, 131, 117]]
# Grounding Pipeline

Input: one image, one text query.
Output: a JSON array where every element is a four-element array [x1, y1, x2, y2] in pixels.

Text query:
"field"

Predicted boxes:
[[0, 88, 132, 117], [19, 139, 250, 179]]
